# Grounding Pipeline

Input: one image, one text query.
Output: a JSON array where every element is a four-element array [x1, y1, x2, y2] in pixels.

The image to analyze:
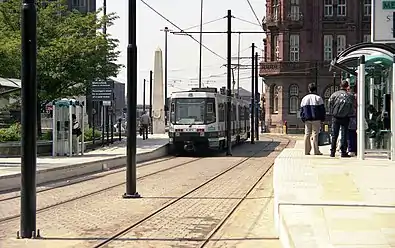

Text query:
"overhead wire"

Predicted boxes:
[[245, 0, 263, 28], [182, 17, 226, 31], [233, 17, 262, 27], [140, 0, 226, 60]]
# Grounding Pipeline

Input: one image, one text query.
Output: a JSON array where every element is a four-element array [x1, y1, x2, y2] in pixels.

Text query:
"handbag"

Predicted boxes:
[[318, 131, 331, 146]]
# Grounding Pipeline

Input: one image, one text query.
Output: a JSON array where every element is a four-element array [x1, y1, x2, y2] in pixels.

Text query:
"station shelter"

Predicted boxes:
[[330, 42, 395, 160]]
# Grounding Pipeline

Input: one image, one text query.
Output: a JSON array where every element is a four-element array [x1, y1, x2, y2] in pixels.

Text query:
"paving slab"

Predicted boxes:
[[274, 140, 395, 248], [0, 134, 169, 192]]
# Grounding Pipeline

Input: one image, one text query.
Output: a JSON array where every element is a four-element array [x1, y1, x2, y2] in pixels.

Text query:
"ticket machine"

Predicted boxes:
[[52, 98, 85, 157]]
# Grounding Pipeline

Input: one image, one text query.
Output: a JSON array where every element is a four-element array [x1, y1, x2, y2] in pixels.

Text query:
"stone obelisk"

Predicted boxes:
[[152, 47, 165, 134]]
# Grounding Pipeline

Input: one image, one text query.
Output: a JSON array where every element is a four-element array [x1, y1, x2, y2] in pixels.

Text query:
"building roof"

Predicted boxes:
[[0, 78, 21, 88]]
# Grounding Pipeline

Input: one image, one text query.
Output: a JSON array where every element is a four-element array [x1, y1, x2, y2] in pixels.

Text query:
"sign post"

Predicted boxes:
[[372, 0, 395, 42]]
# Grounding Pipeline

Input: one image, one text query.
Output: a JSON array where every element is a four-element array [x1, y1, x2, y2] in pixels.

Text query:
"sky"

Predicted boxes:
[[98, 0, 266, 104]]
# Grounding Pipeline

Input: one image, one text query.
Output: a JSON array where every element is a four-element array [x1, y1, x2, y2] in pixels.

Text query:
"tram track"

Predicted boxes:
[[0, 156, 204, 223], [92, 136, 287, 248], [0, 156, 176, 201]]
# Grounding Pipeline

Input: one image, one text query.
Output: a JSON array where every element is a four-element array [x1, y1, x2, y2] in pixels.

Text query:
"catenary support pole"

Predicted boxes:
[[123, 0, 140, 198], [357, 55, 365, 160], [237, 32, 241, 96], [143, 79, 146, 112], [226, 9, 232, 156], [250, 43, 255, 144], [255, 52, 259, 140], [391, 56, 395, 161], [149, 70, 153, 134], [198, 0, 204, 88], [20, 0, 38, 239]]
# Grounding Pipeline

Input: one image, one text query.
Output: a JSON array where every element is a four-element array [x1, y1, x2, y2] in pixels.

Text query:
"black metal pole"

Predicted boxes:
[[250, 43, 255, 144], [164, 28, 168, 126], [198, 0, 204, 88], [110, 94, 114, 144], [92, 108, 96, 145], [101, 104, 105, 146], [149, 70, 153, 135], [20, 0, 37, 239], [226, 9, 232, 156], [118, 118, 122, 141], [143, 79, 146, 112], [255, 52, 259, 141], [106, 106, 109, 145], [123, 0, 140, 198]]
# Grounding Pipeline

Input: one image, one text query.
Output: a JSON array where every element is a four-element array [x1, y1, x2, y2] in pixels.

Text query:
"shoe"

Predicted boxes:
[[330, 153, 335, 157], [314, 152, 323, 155], [348, 152, 356, 157], [341, 153, 351, 158]]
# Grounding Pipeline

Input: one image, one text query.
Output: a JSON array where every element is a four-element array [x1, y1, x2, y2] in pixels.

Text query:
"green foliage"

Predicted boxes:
[[0, 125, 101, 142], [0, 123, 21, 142], [84, 127, 101, 141], [0, 0, 123, 101]]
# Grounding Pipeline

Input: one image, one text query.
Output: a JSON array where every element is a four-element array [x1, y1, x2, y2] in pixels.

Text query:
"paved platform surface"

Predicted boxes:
[[0, 134, 168, 191], [0, 135, 289, 248], [274, 140, 395, 248]]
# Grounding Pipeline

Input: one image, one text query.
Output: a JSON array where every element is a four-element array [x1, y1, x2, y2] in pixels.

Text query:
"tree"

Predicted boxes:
[[0, 0, 122, 134]]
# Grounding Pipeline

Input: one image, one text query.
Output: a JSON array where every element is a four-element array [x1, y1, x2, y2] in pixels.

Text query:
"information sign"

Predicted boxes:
[[372, 0, 395, 42]]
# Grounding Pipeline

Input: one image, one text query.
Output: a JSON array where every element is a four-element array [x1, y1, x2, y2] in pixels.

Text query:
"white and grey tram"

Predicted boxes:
[[168, 87, 251, 154]]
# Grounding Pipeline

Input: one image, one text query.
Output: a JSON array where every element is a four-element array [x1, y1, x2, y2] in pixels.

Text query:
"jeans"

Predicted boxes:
[[142, 124, 149, 140], [348, 129, 357, 153], [330, 117, 350, 155]]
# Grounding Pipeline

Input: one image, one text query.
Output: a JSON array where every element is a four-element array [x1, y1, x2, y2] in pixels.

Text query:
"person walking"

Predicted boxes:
[[300, 83, 326, 155], [139, 111, 151, 140], [328, 80, 354, 158]]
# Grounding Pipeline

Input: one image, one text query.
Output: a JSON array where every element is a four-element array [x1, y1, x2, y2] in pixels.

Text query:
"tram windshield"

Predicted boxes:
[[170, 98, 216, 125]]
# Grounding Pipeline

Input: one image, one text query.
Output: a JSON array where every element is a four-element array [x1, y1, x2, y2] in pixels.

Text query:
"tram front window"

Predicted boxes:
[[171, 98, 215, 125]]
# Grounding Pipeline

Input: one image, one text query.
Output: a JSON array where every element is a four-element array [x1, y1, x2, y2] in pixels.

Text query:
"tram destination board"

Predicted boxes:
[[92, 80, 114, 101]]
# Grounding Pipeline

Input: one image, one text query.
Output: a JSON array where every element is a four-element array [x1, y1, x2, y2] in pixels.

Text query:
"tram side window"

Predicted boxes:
[[218, 103, 225, 122], [170, 102, 175, 122], [206, 99, 216, 123]]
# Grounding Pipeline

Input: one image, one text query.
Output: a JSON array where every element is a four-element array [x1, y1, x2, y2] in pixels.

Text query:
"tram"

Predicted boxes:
[[168, 87, 250, 154]]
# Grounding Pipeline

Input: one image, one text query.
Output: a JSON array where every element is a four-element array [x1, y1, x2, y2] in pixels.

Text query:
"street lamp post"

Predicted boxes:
[[198, 0, 204, 88]]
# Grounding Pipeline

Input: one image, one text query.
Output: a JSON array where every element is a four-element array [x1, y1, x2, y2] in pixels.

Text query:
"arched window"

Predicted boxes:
[[270, 84, 279, 114], [324, 85, 339, 113], [289, 84, 299, 114]]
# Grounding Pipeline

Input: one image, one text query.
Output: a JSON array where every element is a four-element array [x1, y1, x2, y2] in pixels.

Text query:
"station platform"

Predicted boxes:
[[274, 139, 395, 248], [0, 134, 169, 192]]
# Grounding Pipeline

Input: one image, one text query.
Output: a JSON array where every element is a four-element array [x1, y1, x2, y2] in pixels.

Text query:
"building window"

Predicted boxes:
[[324, 35, 333, 61], [363, 34, 371, 42], [289, 84, 299, 114], [324, 85, 339, 114], [337, 0, 346, 16], [271, 85, 280, 114], [272, 0, 279, 20], [364, 0, 371, 16], [336, 35, 346, 55], [271, 34, 280, 61], [324, 0, 333, 17], [289, 34, 300, 62], [72, 0, 86, 7], [290, 0, 300, 21]]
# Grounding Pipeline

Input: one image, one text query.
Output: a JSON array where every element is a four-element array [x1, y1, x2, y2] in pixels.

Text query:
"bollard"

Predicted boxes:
[[282, 121, 288, 134], [118, 118, 122, 141]]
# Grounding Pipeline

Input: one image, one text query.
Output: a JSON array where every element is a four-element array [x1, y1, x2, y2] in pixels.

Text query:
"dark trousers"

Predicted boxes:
[[142, 124, 149, 140], [348, 129, 357, 153], [331, 117, 350, 155]]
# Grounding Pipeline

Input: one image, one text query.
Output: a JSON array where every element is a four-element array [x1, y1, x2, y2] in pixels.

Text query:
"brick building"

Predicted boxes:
[[260, 0, 372, 132]]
